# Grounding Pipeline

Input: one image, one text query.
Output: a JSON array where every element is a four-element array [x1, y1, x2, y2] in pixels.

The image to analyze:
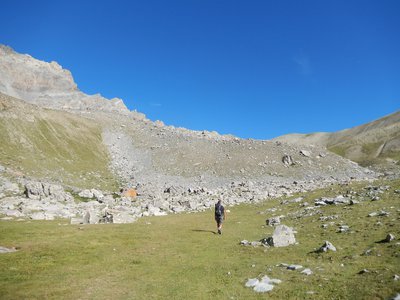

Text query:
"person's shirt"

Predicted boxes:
[[215, 202, 224, 217]]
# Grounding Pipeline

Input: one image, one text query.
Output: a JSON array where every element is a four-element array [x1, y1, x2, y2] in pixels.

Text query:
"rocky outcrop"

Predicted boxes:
[[0, 45, 129, 114]]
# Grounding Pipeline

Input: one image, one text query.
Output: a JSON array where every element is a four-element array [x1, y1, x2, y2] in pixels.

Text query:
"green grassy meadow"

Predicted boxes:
[[1, 179, 399, 299]]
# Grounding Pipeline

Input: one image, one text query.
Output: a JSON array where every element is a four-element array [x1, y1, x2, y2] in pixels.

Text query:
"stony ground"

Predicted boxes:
[[1, 178, 399, 299]]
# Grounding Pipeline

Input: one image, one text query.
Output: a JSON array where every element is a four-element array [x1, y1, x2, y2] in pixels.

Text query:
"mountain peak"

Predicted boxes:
[[0, 44, 129, 114]]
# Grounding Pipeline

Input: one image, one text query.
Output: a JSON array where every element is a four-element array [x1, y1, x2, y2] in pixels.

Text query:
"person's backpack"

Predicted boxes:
[[215, 203, 223, 217]]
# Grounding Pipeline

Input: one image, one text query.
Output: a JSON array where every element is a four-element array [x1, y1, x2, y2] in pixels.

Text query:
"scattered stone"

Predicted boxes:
[[245, 275, 281, 293], [368, 212, 378, 217], [318, 241, 337, 252], [0, 246, 18, 253], [394, 274, 400, 281], [358, 269, 369, 274], [263, 225, 296, 247], [362, 249, 373, 256], [315, 195, 349, 206], [378, 211, 390, 217], [240, 240, 250, 246], [390, 294, 400, 300], [319, 215, 338, 221], [78, 189, 94, 199], [266, 216, 281, 226], [300, 150, 311, 157], [350, 199, 359, 205], [287, 264, 303, 271], [91, 189, 104, 201], [253, 282, 274, 293], [245, 278, 259, 287], [251, 241, 262, 247], [282, 155, 294, 166], [338, 225, 350, 233], [384, 234, 395, 243], [301, 268, 313, 275]]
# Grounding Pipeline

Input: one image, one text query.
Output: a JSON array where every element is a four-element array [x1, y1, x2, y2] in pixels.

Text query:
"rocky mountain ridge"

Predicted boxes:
[[0, 45, 380, 223], [0, 45, 130, 114]]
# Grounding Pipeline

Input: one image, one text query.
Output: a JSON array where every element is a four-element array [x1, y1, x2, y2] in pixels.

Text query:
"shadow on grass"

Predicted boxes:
[[192, 229, 217, 234]]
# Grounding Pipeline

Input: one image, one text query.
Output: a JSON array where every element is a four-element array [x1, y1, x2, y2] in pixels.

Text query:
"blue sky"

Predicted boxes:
[[1, 0, 399, 139]]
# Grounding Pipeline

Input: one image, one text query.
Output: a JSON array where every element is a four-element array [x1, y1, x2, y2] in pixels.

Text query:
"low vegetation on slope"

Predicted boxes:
[[275, 111, 400, 169], [1, 179, 399, 299], [0, 93, 118, 191]]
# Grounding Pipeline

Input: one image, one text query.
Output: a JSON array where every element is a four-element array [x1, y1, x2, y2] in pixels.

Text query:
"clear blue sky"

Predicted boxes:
[[1, 0, 399, 139]]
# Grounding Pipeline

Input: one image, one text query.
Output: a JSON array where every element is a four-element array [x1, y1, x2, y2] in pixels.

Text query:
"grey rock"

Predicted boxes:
[[78, 190, 94, 199], [318, 241, 337, 252], [300, 150, 311, 157], [0, 246, 18, 253], [338, 225, 350, 233], [266, 216, 281, 226], [30, 211, 55, 220], [91, 189, 104, 201], [25, 182, 44, 199], [358, 269, 369, 274], [301, 268, 313, 275], [83, 211, 90, 224], [113, 212, 137, 224], [245, 278, 259, 287], [251, 241, 262, 247], [99, 211, 114, 223], [5, 209, 24, 217], [1, 181, 20, 195], [287, 264, 303, 270], [390, 294, 400, 300], [282, 155, 294, 166], [253, 281, 274, 293], [240, 240, 250, 246], [266, 225, 296, 247], [384, 234, 395, 243], [24, 181, 72, 202]]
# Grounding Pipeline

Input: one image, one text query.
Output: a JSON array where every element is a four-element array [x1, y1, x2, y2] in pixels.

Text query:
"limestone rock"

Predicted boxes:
[[301, 268, 313, 275], [0, 246, 18, 253], [282, 155, 294, 166], [287, 264, 303, 270], [266, 216, 281, 226], [384, 233, 395, 243], [265, 225, 296, 247], [78, 190, 94, 199], [318, 241, 337, 252], [300, 150, 311, 157]]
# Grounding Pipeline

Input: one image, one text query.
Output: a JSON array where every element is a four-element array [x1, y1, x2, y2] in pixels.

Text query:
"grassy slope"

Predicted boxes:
[[0, 179, 399, 299], [0, 94, 118, 191]]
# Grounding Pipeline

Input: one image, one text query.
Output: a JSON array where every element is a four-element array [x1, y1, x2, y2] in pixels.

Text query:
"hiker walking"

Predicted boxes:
[[215, 200, 226, 234]]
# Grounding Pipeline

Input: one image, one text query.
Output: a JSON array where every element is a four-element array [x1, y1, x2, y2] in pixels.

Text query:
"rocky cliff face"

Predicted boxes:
[[0, 45, 129, 114]]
